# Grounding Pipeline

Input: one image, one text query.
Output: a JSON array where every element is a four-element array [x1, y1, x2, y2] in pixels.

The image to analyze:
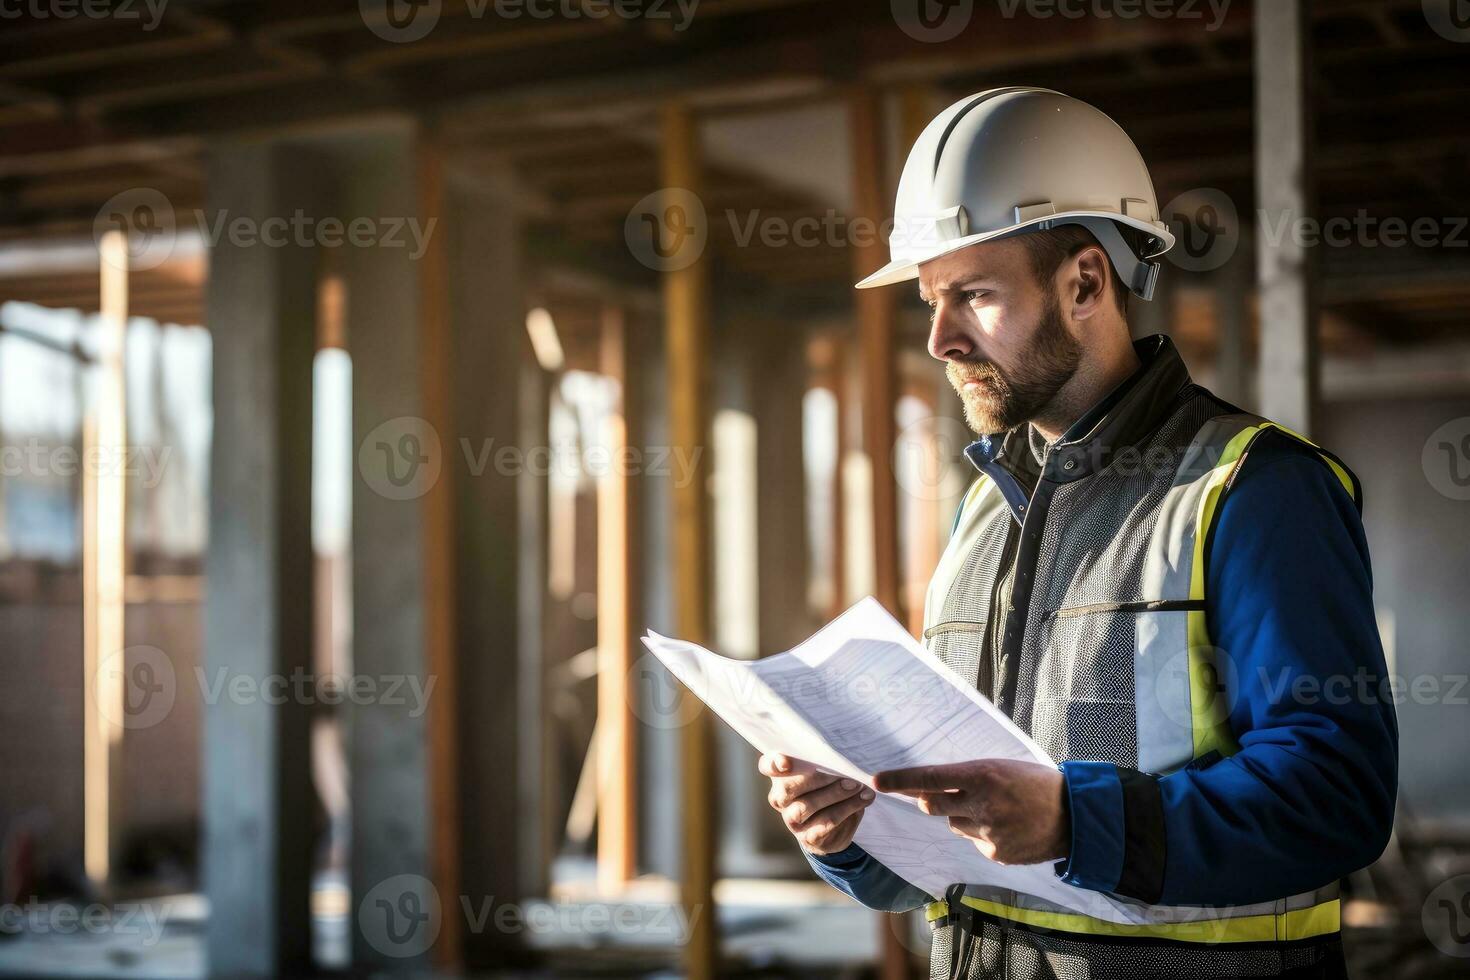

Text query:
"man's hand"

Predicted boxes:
[[758, 753, 875, 856], [873, 759, 1070, 866]]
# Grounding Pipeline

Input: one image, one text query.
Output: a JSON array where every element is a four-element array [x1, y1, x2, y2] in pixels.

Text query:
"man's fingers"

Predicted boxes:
[[793, 789, 874, 844], [781, 778, 870, 826], [801, 810, 863, 856], [947, 817, 987, 839], [766, 768, 841, 809], [913, 790, 968, 817], [873, 762, 977, 795], [757, 753, 818, 778]]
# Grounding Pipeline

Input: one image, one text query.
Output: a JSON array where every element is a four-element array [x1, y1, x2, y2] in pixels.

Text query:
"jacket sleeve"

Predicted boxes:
[[805, 843, 932, 912], [1055, 433, 1399, 905]]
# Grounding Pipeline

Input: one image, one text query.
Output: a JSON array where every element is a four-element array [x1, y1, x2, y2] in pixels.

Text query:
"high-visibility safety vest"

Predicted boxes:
[[919, 338, 1358, 979]]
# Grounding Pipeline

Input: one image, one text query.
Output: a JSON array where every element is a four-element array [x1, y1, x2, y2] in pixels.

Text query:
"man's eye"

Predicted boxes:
[[963, 290, 989, 304]]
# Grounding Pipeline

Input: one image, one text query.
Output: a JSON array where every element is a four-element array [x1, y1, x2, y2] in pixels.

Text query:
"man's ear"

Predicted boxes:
[[1069, 245, 1111, 319]]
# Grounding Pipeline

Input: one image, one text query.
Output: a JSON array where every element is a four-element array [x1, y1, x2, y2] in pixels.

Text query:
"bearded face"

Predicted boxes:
[[946, 287, 1082, 435]]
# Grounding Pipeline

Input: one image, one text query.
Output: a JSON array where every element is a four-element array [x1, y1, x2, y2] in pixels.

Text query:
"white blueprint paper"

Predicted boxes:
[[642, 596, 1156, 924]]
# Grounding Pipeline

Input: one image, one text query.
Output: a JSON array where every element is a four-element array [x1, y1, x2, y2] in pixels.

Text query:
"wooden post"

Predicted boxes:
[[662, 101, 718, 980], [851, 87, 900, 618], [1255, 0, 1319, 434], [597, 303, 639, 892], [850, 85, 912, 980], [516, 359, 551, 901], [83, 229, 128, 891], [899, 85, 942, 640]]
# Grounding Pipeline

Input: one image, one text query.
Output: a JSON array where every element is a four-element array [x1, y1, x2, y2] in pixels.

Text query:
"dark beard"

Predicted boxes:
[[947, 291, 1082, 435]]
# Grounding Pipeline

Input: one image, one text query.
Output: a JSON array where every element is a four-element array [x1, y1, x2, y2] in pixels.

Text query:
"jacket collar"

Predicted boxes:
[[965, 334, 1193, 485]]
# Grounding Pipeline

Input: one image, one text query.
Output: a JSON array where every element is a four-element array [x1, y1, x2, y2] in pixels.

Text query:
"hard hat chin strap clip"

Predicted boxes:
[[1062, 216, 1163, 302]]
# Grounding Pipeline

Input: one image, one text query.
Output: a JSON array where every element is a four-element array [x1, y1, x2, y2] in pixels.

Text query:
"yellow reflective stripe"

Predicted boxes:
[[1322, 456, 1355, 500], [1185, 605, 1237, 760], [1280, 899, 1343, 941], [1188, 419, 1359, 760], [952, 895, 1341, 943], [1254, 421, 1356, 500], [1188, 424, 1259, 759], [926, 900, 949, 923]]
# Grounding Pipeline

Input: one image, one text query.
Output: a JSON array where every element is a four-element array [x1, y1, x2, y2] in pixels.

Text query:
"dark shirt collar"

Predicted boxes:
[[1027, 350, 1149, 466], [967, 335, 1192, 484]]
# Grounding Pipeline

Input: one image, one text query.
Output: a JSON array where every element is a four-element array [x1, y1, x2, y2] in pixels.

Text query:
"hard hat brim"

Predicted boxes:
[[853, 212, 1175, 290]]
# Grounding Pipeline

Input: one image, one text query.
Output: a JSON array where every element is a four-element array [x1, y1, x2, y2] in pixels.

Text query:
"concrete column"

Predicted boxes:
[[337, 125, 448, 972], [445, 174, 529, 963], [753, 320, 811, 657], [752, 318, 812, 861], [202, 140, 317, 979], [1255, 0, 1320, 434], [1214, 246, 1252, 408]]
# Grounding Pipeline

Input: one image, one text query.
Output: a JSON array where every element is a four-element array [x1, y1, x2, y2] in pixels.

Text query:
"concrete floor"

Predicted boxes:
[[0, 877, 906, 979]]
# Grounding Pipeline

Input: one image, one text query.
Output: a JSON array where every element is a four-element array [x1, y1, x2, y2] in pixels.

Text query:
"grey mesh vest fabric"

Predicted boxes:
[[920, 338, 1347, 980]]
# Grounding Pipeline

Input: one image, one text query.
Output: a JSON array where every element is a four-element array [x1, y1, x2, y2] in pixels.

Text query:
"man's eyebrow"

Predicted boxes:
[[919, 276, 996, 301]]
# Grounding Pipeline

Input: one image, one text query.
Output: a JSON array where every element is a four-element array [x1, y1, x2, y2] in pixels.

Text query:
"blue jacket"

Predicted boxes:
[[807, 427, 1399, 912]]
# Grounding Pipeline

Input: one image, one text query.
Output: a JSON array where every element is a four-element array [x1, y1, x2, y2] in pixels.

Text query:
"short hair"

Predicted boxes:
[[1017, 223, 1154, 316]]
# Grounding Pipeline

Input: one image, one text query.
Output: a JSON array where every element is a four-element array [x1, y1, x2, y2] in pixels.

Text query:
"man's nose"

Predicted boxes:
[[927, 302, 976, 362]]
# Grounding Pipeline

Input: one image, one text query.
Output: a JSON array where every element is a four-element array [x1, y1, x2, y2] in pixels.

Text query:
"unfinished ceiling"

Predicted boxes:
[[0, 0, 1465, 343]]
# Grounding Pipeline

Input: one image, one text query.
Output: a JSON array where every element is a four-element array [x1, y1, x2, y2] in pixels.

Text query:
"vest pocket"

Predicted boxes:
[[925, 622, 988, 693], [923, 620, 987, 639], [1030, 604, 1142, 766], [1049, 598, 1205, 618]]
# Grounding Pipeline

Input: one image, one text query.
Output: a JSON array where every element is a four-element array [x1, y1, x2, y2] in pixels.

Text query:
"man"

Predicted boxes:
[[757, 88, 1397, 979]]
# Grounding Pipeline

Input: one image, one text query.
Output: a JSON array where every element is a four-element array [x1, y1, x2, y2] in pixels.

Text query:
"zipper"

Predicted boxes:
[[993, 439, 1049, 715], [979, 523, 1020, 702]]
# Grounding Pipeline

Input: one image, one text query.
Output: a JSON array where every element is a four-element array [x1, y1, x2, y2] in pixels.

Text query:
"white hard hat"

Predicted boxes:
[[856, 87, 1175, 300]]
